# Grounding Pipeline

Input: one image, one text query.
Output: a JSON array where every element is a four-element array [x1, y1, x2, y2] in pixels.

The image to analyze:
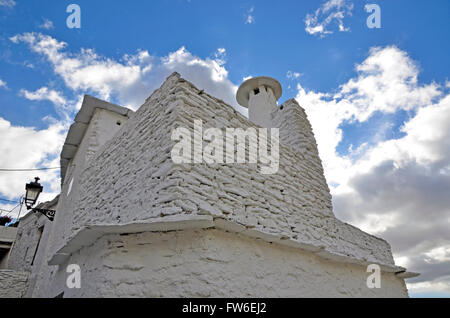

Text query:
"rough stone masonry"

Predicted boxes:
[[7, 72, 415, 297]]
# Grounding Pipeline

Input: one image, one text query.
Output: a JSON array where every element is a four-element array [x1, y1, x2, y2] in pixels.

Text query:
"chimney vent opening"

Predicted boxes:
[[236, 76, 282, 127]]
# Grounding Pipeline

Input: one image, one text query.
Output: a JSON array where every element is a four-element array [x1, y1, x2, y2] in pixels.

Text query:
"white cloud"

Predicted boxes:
[[0, 0, 15, 8], [245, 6, 255, 24], [10, 33, 244, 114], [425, 245, 450, 263], [407, 279, 450, 296], [295, 45, 450, 294], [0, 78, 7, 89], [19, 86, 78, 120], [296, 46, 441, 189], [20, 87, 66, 106], [39, 18, 54, 30], [305, 0, 353, 37], [214, 47, 226, 65], [0, 117, 67, 216], [287, 71, 301, 80]]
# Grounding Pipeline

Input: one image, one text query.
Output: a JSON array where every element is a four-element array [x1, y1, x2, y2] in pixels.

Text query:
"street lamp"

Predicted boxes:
[[25, 177, 56, 221], [25, 177, 43, 208]]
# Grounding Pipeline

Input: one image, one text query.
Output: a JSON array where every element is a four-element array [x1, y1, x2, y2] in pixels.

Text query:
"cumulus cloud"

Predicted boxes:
[[334, 96, 450, 294], [296, 45, 450, 295], [39, 18, 54, 30], [0, 78, 7, 89], [0, 117, 67, 215], [20, 87, 66, 106], [305, 0, 353, 37], [297, 46, 441, 188], [19, 86, 80, 121], [161, 46, 242, 112], [10, 33, 243, 114]]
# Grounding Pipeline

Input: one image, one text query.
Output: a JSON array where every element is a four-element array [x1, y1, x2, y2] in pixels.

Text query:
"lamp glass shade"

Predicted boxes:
[[25, 180, 43, 207]]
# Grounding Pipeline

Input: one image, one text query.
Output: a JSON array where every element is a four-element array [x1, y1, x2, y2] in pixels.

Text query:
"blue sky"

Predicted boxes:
[[1, 0, 449, 297], [1, 0, 449, 129]]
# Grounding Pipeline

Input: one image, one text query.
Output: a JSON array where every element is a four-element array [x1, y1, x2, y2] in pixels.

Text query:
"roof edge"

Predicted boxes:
[[60, 95, 134, 184], [47, 216, 417, 279]]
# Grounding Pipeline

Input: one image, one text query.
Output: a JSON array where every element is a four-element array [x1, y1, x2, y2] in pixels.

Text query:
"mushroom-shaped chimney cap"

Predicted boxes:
[[236, 76, 282, 108]]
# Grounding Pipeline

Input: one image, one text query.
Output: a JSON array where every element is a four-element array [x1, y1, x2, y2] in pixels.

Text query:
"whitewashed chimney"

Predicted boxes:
[[236, 76, 282, 127]]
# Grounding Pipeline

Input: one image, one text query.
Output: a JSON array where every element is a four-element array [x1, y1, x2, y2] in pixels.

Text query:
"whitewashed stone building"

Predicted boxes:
[[5, 73, 417, 297]]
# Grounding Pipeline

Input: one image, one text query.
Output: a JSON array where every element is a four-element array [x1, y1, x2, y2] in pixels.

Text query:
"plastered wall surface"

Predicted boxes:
[[8, 108, 129, 298], [8, 212, 49, 273], [0, 226, 17, 243], [0, 270, 29, 298], [34, 229, 408, 298], [51, 108, 130, 255]]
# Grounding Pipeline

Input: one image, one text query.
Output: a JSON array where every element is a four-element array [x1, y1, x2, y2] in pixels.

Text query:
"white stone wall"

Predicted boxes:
[[55, 74, 391, 263], [31, 73, 407, 297], [29, 108, 130, 298], [272, 98, 330, 209], [7, 201, 56, 297], [0, 270, 29, 298], [52, 108, 130, 252], [47, 75, 182, 259], [8, 107, 129, 298], [34, 229, 408, 298], [8, 212, 48, 273]]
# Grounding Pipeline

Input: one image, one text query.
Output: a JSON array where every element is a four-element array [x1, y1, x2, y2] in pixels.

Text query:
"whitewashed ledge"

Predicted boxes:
[[47, 215, 419, 279]]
